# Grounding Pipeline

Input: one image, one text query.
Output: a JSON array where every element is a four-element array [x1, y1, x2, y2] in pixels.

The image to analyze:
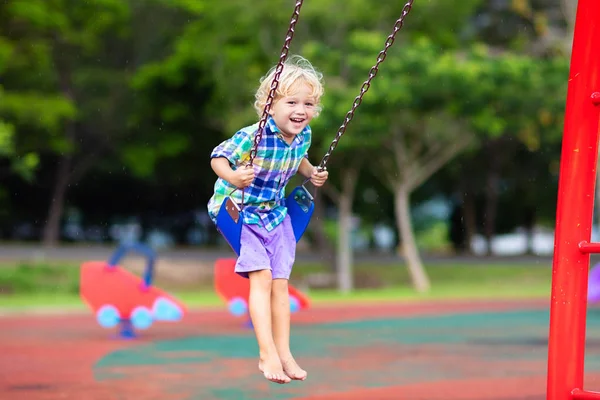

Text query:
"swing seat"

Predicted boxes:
[[216, 197, 243, 256], [285, 185, 314, 242], [216, 186, 314, 255]]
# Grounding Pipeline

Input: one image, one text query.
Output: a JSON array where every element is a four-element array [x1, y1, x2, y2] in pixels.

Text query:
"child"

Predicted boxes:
[[207, 55, 329, 384]]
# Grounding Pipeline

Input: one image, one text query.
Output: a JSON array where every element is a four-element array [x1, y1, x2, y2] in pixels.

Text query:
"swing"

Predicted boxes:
[[216, 0, 415, 256]]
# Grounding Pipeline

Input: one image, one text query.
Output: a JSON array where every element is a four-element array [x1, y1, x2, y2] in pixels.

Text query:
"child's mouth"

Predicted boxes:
[[290, 118, 304, 124]]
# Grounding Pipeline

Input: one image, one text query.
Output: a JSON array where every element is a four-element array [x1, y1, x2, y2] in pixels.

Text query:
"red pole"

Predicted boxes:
[[547, 0, 600, 398]]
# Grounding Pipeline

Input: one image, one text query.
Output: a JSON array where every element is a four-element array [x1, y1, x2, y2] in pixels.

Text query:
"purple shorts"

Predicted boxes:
[[235, 215, 296, 279]]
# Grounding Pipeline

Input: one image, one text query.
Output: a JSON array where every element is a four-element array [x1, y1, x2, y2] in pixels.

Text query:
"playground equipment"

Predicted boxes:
[[546, 0, 600, 399], [588, 263, 600, 303], [214, 258, 310, 326], [80, 243, 186, 338]]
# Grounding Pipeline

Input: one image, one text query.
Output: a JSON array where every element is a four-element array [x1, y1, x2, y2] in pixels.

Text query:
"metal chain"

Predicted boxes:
[[248, 0, 304, 166], [318, 0, 414, 170]]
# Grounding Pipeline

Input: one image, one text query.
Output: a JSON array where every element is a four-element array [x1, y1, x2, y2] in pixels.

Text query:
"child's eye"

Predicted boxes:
[[305, 103, 314, 107], [287, 101, 296, 105]]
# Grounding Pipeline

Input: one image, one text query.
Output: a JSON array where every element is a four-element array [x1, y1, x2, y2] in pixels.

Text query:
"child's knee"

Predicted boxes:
[[272, 278, 289, 296], [249, 269, 273, 291]]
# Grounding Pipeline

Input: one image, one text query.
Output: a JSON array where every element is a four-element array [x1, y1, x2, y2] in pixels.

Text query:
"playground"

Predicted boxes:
[[5, 297, 598, 400], [1, 0, 599, 399]]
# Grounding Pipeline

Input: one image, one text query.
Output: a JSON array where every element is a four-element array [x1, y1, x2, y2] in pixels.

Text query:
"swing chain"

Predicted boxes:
[[317, 0, 415, 170], [248, 0, 304, 166]]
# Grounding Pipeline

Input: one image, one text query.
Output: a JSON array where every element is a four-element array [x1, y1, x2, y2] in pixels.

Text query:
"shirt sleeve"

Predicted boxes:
[[211, 128, 255, 166]]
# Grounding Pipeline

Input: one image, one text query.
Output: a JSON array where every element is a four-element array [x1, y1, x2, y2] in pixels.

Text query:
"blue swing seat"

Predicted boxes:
[[216, 186, 314, 256], [285, 185, 314, 242], [216, 197, 244, 256]]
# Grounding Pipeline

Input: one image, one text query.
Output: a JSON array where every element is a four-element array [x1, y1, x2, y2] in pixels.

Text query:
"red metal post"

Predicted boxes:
[[547, 0, 600, 398]]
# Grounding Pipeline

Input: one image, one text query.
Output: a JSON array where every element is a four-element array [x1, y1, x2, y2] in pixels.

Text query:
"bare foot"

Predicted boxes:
[[258, 357, 291, 384], [280, 356, 307, 381]]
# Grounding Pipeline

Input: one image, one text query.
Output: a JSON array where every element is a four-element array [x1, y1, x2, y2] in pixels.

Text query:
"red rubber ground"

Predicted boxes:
[[2, 299, 599, 399]]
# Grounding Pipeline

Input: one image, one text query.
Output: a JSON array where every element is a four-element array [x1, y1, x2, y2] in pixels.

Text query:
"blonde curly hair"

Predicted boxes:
[[254, 55, 324, 118]]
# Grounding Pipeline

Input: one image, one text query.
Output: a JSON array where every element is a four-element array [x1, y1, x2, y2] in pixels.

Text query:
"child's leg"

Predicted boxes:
[[271, 278, 307, 380], [236, 223, 290, 384], [248, 269, 291, 384]]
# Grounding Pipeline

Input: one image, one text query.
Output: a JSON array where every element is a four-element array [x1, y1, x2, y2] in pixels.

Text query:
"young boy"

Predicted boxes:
[[207, 55, 329, 384]]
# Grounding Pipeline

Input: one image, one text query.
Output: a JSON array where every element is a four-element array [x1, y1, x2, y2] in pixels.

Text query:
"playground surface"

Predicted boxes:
[[3, 298, 600, 400]]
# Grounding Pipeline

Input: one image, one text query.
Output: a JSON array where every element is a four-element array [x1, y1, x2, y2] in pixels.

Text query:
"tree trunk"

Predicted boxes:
[[523, 208, 536, 255], [337, 193, 353, 293], [561, 0, 577, 54], [452, 179, 476, 255], [336, 167, 358, 293], [394, 183, 431, 293], [42, 155, 72, 247], [44, 44, 76, 248], [483, 145, 501, 256], [463, 189, 477, 255]]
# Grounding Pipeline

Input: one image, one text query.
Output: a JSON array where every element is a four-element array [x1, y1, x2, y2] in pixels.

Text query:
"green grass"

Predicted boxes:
[[0, 260, 553, 312], [0, 282, 550, 312]]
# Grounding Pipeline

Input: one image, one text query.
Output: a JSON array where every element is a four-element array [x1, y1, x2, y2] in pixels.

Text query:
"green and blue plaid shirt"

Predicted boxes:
[[207, 116, 312, 232]]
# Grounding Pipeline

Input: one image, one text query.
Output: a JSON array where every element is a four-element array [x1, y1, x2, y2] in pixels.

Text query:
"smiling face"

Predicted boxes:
[[254, 56, 324, 142], [269, 83, 317, 143]]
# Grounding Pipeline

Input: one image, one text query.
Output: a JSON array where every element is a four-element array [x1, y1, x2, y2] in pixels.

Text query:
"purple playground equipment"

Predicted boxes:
[[588, 262, 600, 303]]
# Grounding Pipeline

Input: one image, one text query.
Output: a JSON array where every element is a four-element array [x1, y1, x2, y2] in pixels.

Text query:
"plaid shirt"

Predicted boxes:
[[207, 116, 312, 232]]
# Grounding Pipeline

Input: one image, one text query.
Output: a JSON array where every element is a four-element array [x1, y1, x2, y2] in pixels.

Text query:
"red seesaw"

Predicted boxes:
[[214, 258, 310, 325], [80, 243, 186, 338]]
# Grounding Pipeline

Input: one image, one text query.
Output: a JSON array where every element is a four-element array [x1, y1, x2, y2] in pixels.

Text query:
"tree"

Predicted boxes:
[[330, 35, 568, 290], [297, 0, 483, 291], [0, 11, 69, 182], [305, 36, 482, 292], [1, 0, 133, 246], [462, 53, 567, 255]]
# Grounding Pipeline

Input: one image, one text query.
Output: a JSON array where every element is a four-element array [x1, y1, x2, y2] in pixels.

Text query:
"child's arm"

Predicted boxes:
[[298, 158, 329, 187], [297, 158, 315, 179], [211, 157, 255, 188]]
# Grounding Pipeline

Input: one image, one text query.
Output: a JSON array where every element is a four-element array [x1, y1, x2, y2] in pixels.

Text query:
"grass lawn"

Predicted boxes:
[[0, 259, 553, 313]]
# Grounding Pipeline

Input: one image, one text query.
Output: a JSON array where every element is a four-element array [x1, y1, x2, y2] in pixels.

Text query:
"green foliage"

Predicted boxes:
[[0, 0, 573, 246], [307, 34, 567, 189], [133, 0, 297, 134], [415, 221, 452, 253], [402, 0, 483, 47], [0, 0, 133, 190], [0, 119, 40, 180], [6, 0, 130, 49], [0, 121, 14, 153], [0, 89, 76, 133]]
